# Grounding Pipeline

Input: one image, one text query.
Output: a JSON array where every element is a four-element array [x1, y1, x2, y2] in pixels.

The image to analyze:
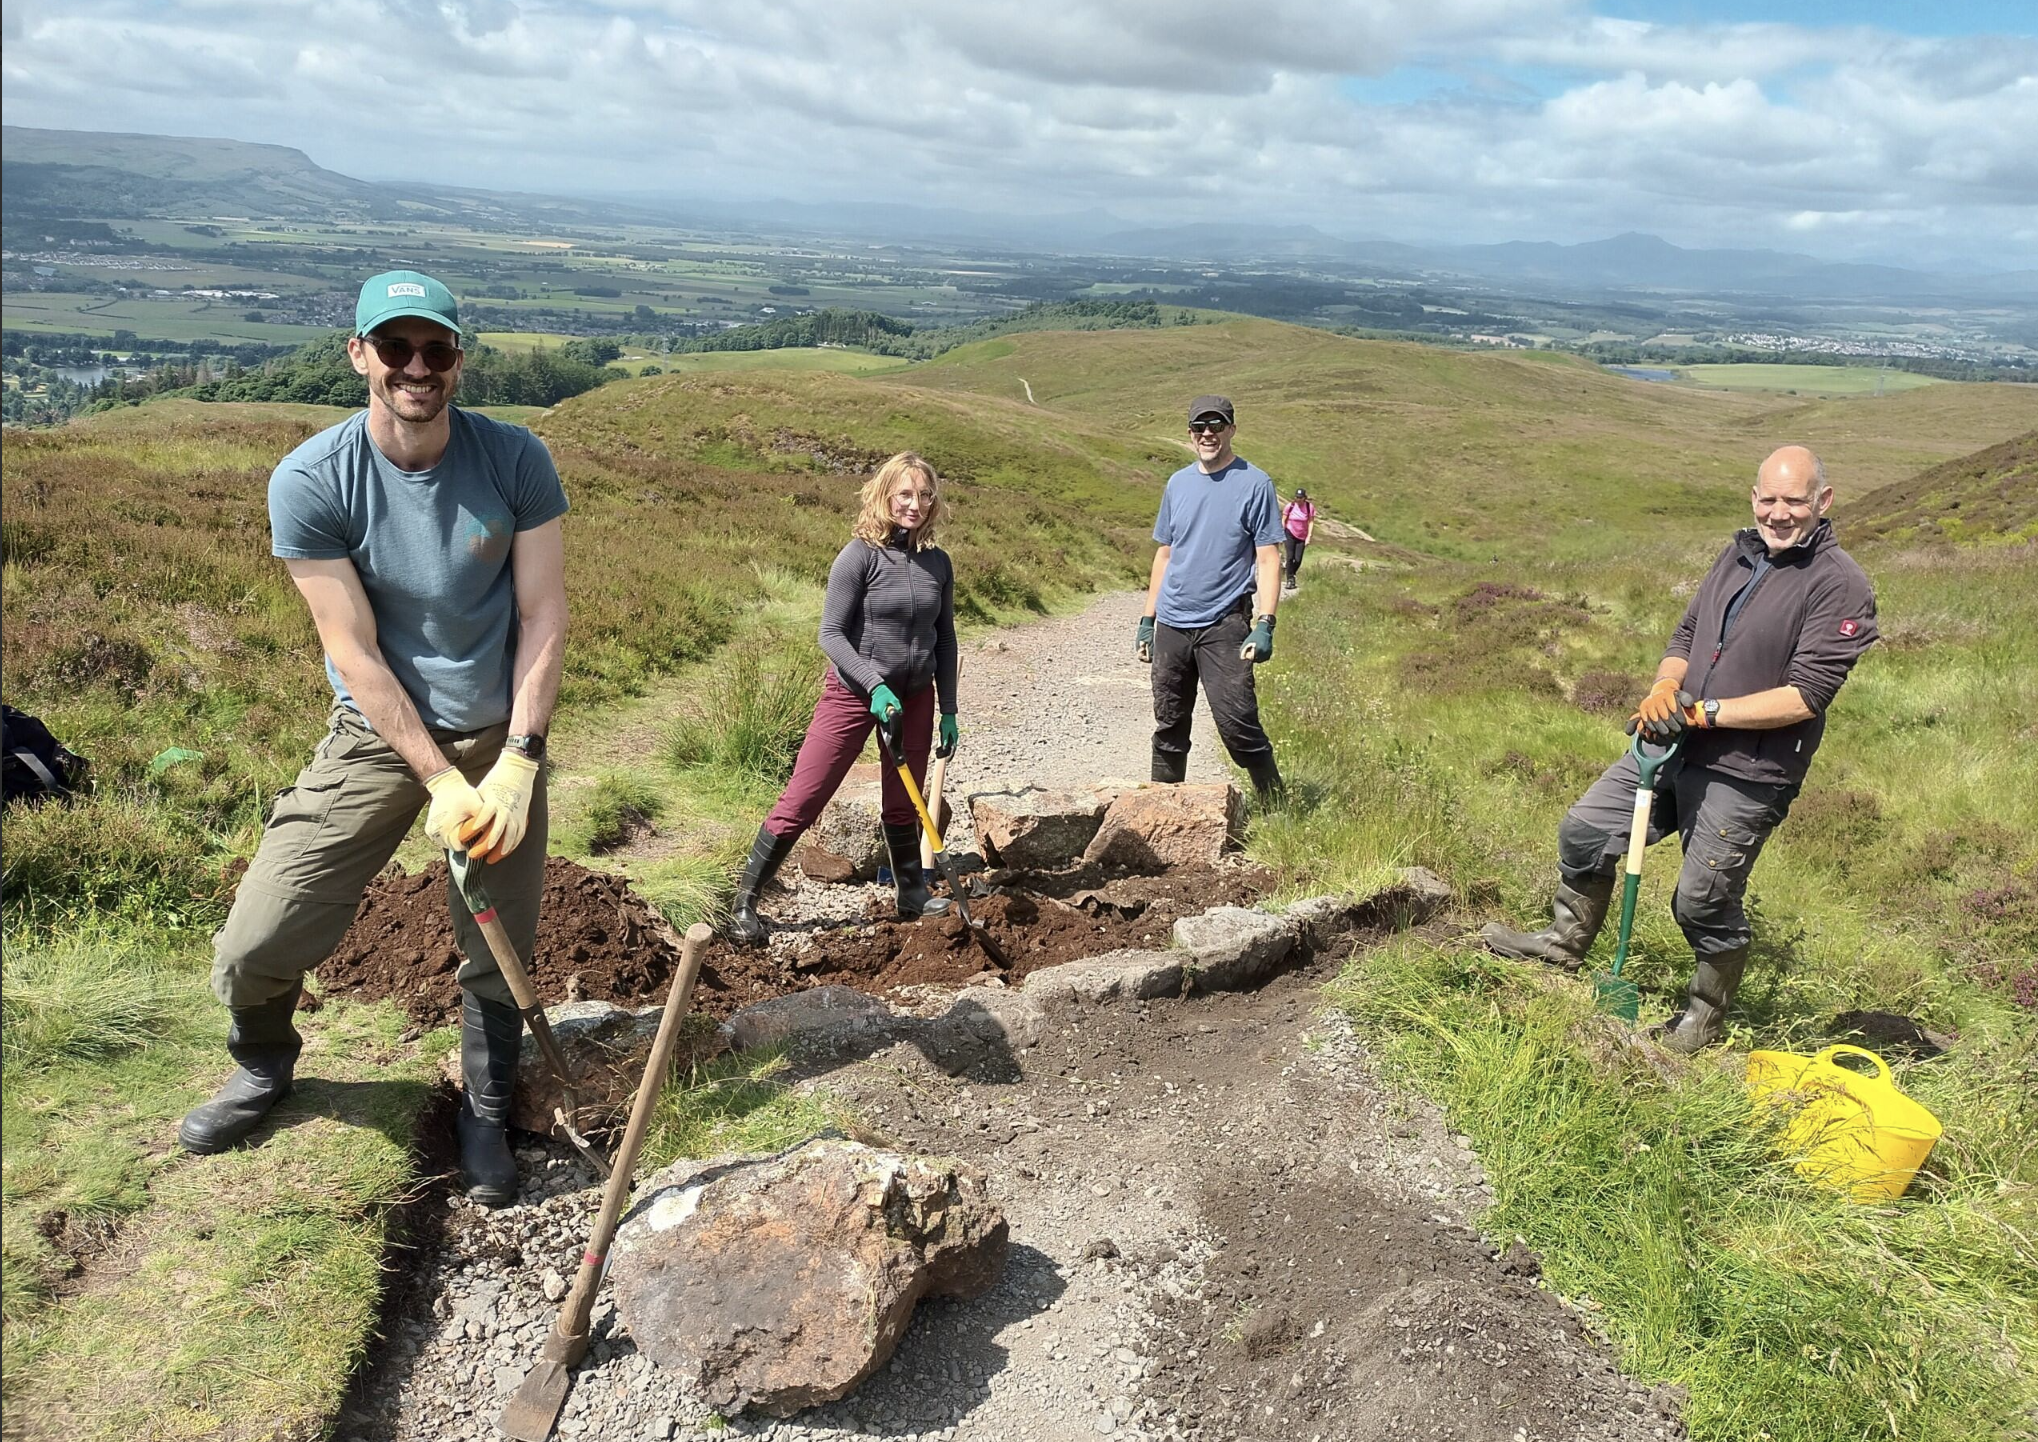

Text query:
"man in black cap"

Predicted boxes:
[[1135, 395, 1286, 801]]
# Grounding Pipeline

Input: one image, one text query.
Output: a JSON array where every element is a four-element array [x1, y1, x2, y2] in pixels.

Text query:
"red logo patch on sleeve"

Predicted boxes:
[[1838, 618, 1859, 637]]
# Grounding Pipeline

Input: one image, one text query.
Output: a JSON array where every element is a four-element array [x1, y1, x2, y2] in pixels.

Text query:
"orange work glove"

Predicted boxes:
[[1630, 677, 1684, 733]]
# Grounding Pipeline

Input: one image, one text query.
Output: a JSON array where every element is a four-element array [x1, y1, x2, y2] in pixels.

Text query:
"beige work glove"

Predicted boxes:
[[467, 750, 541, 865], [423, 767, 491, 854]]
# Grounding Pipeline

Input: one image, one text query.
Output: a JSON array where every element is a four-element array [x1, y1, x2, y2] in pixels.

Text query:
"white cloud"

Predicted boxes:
[[1, 0, 2032, 266]]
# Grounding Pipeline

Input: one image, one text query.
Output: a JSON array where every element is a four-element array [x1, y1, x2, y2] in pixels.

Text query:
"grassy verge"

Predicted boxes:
[[1254, 538, 2037, 1439]]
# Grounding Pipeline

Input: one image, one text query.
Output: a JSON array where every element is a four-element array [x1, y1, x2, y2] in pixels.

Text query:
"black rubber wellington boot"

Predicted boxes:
[[1241, 752, 1286, 806], [883, 822, 952, 922], [458, 992, 522, 1208], [1480, 874, 1616, 973], [1655, 947, 1749, 1055], [726, 824, 798, 947], [178, 983, 303, 1154], [1151, 745, 1189, 784]]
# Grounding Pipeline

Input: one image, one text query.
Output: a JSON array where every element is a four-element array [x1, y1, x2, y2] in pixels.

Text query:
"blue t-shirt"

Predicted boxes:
[[269, 407, 570, 731], [1151, 456, 1283, 628]]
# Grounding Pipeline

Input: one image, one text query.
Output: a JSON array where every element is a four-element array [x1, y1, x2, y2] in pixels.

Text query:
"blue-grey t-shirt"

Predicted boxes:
[[268, 407, 570, 731], [1151, 456, 1283, 628]]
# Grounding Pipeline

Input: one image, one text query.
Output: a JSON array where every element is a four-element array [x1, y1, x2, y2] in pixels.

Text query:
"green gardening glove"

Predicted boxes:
[[869, 684, 904, 755], [1239, 613, 1276, 664], [1135, 615, 1155, 664], [937, 713, 960, 758]]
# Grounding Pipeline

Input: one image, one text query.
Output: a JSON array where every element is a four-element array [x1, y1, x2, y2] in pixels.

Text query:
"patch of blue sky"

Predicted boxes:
[[1589, 0, 2032, 37], [1340, 62, 1572, 106]]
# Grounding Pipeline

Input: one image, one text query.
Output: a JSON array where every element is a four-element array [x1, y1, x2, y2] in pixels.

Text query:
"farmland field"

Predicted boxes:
[[1679, 362, 1947, 395]]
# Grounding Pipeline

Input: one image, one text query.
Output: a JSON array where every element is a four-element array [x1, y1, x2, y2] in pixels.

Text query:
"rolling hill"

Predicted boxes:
[[1841, 429, 2038, 547]]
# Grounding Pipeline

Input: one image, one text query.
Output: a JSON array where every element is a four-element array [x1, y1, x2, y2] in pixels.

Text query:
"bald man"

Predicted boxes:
[[1483, 446, 1878, 1052]]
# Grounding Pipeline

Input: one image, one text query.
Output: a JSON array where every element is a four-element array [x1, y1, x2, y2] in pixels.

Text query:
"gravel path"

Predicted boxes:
[[340, 590, 1684, 1442], [937, 590, 1227, 855]]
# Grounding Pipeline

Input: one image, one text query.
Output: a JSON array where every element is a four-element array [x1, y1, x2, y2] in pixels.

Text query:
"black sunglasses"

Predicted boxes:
[[1188, 419, 1231, 435], [360, 335, 463, 373]]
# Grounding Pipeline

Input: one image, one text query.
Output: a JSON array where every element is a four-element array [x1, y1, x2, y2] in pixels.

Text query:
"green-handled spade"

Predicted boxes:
[[1595, 732, 1681, 1022]]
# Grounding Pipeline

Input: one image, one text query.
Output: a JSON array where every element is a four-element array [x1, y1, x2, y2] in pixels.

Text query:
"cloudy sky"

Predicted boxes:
[[4, 0, 2033, 267]]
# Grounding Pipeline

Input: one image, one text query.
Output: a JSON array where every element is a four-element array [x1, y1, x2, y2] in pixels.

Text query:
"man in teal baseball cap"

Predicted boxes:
[[181, 267, 571, 1213], [354, 268, 466, 337]]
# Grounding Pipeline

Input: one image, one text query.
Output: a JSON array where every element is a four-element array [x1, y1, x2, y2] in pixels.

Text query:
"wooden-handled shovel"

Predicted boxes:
[[500, 921, 713, 1442], [448, 850, 611, 1178]]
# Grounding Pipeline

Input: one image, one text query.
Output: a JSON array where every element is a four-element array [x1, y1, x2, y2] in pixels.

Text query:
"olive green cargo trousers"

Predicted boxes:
[[210, 707, 547, 1010]]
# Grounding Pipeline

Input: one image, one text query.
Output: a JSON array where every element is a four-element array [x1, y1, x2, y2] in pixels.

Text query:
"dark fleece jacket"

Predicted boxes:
[[1665, 518, 1877, 786]]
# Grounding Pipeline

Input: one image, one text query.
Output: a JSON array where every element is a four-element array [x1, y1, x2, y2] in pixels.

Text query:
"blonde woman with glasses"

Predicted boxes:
[[724, 452, 960, 946]]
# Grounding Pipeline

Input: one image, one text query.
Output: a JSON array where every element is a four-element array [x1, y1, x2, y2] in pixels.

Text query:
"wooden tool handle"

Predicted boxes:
[[920, 752, 949, 872], [546, 923, 712, 1363]]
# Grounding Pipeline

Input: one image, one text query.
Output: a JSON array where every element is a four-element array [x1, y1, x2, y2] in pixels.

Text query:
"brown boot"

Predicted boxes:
[[1480, 875, 1614, 972], [1654, 948, 1748, 1054]]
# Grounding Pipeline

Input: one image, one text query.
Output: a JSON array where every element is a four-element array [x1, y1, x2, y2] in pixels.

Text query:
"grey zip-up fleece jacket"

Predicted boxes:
[[819, 531, 958, 713], [1665, 518, 1877, 786]]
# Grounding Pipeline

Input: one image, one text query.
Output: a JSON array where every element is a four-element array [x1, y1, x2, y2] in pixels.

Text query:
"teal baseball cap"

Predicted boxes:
[[355, 270, 465, 338]]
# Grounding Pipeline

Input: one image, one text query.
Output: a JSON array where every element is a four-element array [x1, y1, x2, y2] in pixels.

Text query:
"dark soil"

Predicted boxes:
[[319, 856, 1272, 1028], [318, 857, 685, 1028]]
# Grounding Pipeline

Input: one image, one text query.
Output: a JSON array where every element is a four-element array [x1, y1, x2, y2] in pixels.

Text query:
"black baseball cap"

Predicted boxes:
[[1188, 395, 1234, 424]]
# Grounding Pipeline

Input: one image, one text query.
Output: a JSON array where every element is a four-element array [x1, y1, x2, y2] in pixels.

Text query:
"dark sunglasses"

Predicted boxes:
[[1188, 419, 1231, 435], [360, 335, 463, 372]]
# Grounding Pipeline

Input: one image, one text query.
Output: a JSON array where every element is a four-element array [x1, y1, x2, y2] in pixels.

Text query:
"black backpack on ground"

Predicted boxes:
[[2, 705, 89, 805]]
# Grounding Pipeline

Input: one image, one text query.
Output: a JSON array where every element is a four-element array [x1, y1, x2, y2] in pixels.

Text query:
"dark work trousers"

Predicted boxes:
[[764, 672, 934, 838], [1556, 751, 1798, 957], [1283, 535, 1307, 582], [1150, 603, 1278, 782]]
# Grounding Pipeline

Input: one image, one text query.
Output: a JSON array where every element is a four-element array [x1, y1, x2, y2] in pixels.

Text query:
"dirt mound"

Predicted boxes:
[[320, 857, 1272, 1029], [317, 858, 683, 1028]]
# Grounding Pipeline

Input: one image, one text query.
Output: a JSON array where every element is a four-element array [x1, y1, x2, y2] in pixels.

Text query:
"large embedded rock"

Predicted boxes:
[[612, 1138, 1009, 1416], [1024, 948, 1185, 1006], [967, 786, 1108, 870], [719, 985, 898, 1056], [445, 999, 725, 1135], [1173, 906, 1298, 992], [794, 763, 886, 882], [1082, 783, 1245, 870]]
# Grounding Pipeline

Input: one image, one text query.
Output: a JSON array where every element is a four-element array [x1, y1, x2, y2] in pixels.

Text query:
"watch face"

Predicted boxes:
[[509, 734, 546, 759]]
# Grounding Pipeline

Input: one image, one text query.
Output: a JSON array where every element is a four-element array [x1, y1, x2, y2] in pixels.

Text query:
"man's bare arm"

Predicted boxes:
[[1254, 544, 1282, 618], [505, 518, 568, 737], [286, 558, 451, 780], [1712, 686, 1815, 730], [1144, 545, 1171, 618]]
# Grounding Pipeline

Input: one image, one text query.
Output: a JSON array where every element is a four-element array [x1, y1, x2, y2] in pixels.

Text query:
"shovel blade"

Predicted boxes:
[[1593, 970, 1639, 1022], [499, 1359, 572, 1442]]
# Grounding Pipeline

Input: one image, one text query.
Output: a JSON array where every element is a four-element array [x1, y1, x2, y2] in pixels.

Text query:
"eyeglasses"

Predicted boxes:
[[1188, 420, 1231, 435], [359, 335, 463, 372]]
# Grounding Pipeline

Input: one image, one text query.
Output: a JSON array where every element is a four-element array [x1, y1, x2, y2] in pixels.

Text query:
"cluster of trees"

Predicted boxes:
[[672, 308, 913, 354], [73, 334, 626, 413]]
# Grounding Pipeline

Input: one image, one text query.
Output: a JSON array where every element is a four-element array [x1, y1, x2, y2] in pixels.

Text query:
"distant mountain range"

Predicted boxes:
[[6, 125, 2031, 306]]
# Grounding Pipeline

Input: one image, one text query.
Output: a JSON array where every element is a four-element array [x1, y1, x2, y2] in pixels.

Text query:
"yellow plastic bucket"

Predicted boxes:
[[1745, 1045, 1943, 1202]]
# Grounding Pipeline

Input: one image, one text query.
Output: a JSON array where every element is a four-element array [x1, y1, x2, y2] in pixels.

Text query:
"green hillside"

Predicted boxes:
[[4, 321, 2036, 1441], [1840, 429, 2038, 547], [909, 319, 2037, 560]]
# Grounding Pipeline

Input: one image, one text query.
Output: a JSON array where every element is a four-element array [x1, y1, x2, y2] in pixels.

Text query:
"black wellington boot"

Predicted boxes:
[[1655, 947, 1749, 1055], [1241, 752, 1286, 806], [178, 983, 303, 1154], [726, 825, 797, 948], [1480, 874, 1615, 973], [458, 992, 522, 1208], [883, 822, 952, 922], [1151, 745, 1189, 785]]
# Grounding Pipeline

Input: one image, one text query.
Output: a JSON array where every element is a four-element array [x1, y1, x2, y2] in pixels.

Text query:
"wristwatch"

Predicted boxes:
[[506, 733, 547, 761], [1700, 699, 1721, 729]]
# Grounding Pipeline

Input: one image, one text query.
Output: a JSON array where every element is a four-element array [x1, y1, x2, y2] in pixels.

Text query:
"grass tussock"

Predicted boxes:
[[644, 1048, 852, 1167], [661, 644, 822, 784], [0, 933, 192, 1069]]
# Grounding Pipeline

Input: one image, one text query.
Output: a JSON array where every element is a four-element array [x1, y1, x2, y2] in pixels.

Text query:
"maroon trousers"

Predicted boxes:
[[763, 673, 935, 839]]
